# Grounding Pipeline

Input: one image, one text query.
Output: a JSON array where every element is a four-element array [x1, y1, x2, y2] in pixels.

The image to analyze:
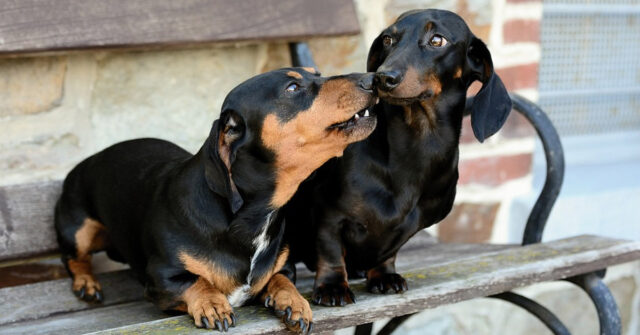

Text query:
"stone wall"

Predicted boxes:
[[0, 0, 637, 334]]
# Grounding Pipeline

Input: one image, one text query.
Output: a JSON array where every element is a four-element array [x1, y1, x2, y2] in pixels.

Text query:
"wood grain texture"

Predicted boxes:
[[1, 234, 638, 334], [0, 0, 360, 55], [0, 180, 62, 261], [0, 270, 142, 326], [0, 231, 493, 326]]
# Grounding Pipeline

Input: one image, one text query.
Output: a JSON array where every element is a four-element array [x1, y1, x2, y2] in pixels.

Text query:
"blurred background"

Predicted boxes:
[[0, 0, 638, 334]]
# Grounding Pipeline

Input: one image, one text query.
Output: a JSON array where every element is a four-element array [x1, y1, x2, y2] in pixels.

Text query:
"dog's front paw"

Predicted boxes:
[[312, 281, 355, 306], [187, 291, 236, 332], [72, 273, 103, 303], [366, 273, 408, 294], [263, 274, 313, 333]]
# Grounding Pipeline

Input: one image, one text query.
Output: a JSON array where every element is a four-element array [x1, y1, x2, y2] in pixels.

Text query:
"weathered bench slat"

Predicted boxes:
[[0, 181, 62, 262], [0, 0, 359, 55], [1, 235, 638, 334], [93, 235, 640, 334], [0, 270, 142, 326], [0, 301, 166, 335], [0, 231, 504, 326]]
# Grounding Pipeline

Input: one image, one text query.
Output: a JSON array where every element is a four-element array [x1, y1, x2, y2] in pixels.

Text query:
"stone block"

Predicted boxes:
[[89, 45, 262, 154], [308, 35, 367, 75], [0, 56, 67, 117]]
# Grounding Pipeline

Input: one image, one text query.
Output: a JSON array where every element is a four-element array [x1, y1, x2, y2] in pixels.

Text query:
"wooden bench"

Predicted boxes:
[[1, 1, 639, 334]]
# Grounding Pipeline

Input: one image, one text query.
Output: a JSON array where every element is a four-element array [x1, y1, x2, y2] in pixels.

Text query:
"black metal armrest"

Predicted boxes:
[[509, 94, 565, 245], [464, 94, 565, 244]]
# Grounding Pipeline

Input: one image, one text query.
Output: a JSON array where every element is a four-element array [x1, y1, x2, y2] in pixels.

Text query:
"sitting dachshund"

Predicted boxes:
[[283, 9, 512, 306], [54, 67, 378, 332]]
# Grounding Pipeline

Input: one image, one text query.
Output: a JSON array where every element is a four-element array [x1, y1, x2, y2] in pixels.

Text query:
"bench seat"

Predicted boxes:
[[1, 233, 638, 334]]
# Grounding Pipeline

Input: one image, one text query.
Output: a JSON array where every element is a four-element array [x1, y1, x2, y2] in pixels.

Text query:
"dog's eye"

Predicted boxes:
[[428, 34, 448, 47], [285, 83, 300, 92], [382, 36, 394, 47]]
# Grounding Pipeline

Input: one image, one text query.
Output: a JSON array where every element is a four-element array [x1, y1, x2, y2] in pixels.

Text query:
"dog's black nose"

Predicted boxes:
[[358, 73, 375, 92], [375, 70, 402, 91]]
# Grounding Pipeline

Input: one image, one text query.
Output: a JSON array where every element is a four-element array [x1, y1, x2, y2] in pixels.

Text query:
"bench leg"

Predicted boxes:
[[566, 271, 621, 335], [354, 313, 415, 335], [289, 42, 318, 69], [490, 292, 570, 335], [354, 322, 373, 335]]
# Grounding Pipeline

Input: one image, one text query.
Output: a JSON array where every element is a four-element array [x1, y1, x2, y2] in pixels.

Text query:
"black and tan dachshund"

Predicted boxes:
[[54, 67, 378, 332], [284, 9, 512, 306]]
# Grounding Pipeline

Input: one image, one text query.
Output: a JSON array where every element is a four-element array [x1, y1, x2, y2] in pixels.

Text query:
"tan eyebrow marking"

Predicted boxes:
[[287, 71, 303, 79], [426, 22, 434, 31], [301, 67, 317, 74]]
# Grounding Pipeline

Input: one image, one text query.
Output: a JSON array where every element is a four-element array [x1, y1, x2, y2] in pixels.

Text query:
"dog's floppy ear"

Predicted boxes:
[[367, 33, 385, 72], [205, 110, 246, 214], [467, 36, 512, 142]]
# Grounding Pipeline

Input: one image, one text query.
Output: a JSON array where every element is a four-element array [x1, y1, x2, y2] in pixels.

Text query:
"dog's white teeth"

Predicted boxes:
[[376, 97, 380, 104], [354, 113, 360, 120], [364, 109, 370, 117]]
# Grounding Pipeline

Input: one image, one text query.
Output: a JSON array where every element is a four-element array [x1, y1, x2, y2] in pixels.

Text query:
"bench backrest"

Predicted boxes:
[[0, 0, 359, 55]]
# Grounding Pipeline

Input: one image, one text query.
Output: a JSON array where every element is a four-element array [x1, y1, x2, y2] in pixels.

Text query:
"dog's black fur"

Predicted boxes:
[[54, 68, 377, 332], [283, 9, 512, 306]]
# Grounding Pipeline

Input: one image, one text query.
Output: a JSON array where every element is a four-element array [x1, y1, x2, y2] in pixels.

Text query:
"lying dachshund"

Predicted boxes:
[[284, 9, 512, 306], [54, 67, 377, 332]]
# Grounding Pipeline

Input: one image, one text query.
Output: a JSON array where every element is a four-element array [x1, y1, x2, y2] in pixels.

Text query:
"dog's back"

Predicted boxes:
[[55, 138, 191, 277]]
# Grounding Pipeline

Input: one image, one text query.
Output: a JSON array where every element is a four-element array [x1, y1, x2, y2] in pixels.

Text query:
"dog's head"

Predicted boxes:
[[206, 68, 377, 212], [367, 9, 511, 141]]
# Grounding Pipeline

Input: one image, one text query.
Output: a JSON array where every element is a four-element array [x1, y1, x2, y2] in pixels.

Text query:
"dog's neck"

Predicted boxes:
[[174, 145, 279, 235]]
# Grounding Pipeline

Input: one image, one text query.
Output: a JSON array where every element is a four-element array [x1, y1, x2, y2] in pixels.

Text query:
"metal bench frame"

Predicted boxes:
[[289, 42, 621, 335]]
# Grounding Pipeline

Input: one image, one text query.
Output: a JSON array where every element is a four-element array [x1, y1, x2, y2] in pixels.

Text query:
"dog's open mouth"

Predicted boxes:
[[327, 107, 372, 131]]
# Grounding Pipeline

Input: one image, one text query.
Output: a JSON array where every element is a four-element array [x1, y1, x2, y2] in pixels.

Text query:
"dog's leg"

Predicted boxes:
[[366, 254, 408, 294], [145, 259, 237, 332], [261, 273, 313, 333], [57, 215, 108, 302], [279, 259, 297, 283], [311, 225, 355, 307]]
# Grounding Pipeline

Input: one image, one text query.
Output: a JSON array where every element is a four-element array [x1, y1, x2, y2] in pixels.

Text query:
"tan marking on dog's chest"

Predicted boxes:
[[179, 252, 240, 295]]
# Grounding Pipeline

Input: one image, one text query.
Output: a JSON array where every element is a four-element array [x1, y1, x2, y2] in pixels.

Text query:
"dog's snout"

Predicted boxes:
[[357, 73, 375, 92], [374, 71, 403, 92]]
